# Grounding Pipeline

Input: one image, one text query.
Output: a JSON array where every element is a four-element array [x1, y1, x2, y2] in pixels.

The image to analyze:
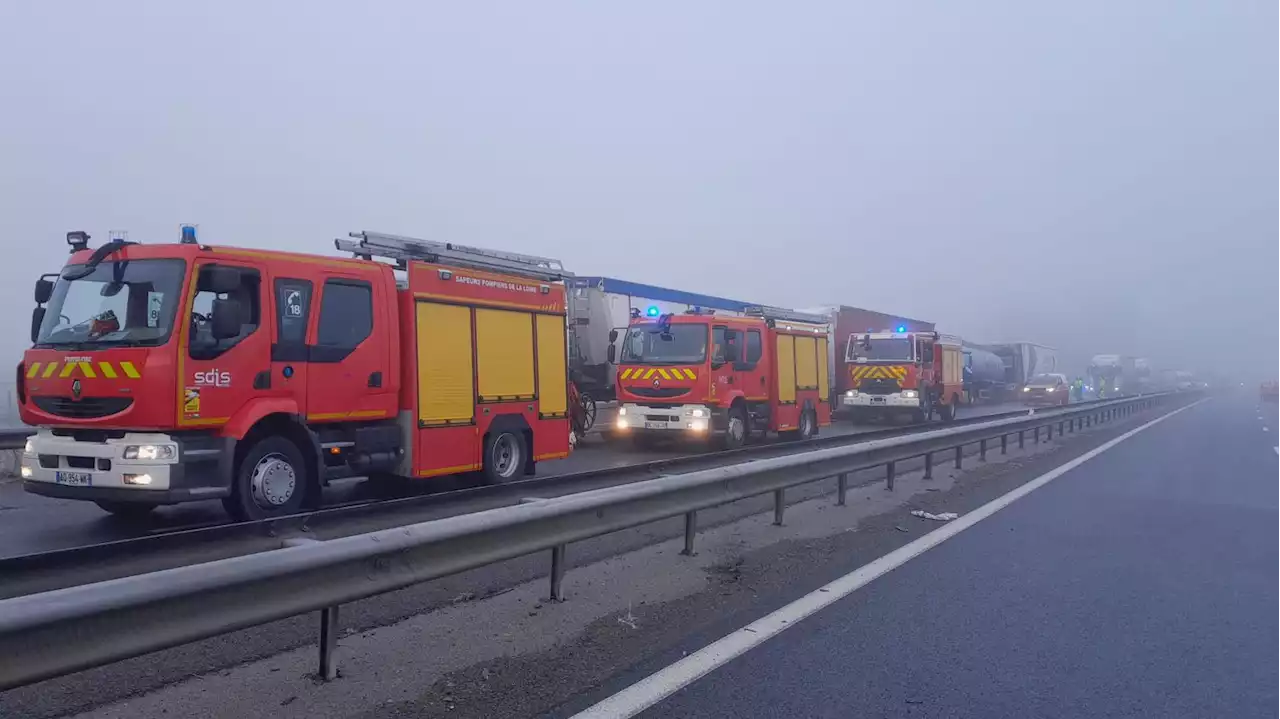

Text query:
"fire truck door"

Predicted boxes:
[[181, 263, 273, 428], [711, 325, 738, 400], [269, 276, 313, 418], [740, 328, 767, 401], [305, 278, 389, 423]]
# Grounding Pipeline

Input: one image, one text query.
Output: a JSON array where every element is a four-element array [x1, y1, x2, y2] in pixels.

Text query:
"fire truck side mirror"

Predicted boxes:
[[210, 298, 244, 340], [607, 345, 616, 364], [34, 278, 54, 305], [30, 307, 45, 344], [608, 329, 619, 343]]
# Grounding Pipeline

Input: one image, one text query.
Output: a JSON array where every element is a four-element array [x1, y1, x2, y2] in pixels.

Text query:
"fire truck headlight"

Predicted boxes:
[[616, 417, 629, 430], [689, 419, 708, 432], [689, 408, 707, 418], [845, 390, 856, 397], [124, 444, 176, 461], [902, 390, 918, 399], [1023, 387, 1031, 393], [617, 407, 627, 416], [23, 438, 34, 455]]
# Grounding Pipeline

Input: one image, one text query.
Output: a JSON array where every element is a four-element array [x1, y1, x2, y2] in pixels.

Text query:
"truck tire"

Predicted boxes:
[[939, 395, 959, 422], [913, 392, 933, 423], [723, 404, 749, 449], [224, 435, 308, 521], [95, 500, 157, 519], [482, 430, 527, 484], [799, 408, 817, 439]]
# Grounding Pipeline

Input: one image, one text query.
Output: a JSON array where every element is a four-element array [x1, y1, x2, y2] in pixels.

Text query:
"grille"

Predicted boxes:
[[33, 396, 133, 419], [628, 387, 690, 399], [859, 378, 902, 395], [51, 428, 128, 443], [644, 414, 679, 423]]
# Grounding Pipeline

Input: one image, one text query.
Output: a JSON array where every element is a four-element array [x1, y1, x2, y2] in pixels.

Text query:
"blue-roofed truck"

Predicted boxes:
[[567, 277, 762, 401]]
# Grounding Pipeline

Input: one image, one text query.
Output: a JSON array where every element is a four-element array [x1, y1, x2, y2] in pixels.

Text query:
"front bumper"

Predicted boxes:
[[615, 403, 714, 434], [1021, 391, 1065, 405], [20, 429, 231, 505], [842, 393, 921, 409]]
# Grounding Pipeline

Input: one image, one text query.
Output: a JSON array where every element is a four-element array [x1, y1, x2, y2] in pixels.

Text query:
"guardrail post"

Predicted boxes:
[[681, 511, 698, 556], [1046, 423, 1053, 441], [979, 439, 987, 461], [837, 473, 849, 504], [1000, 434, 1007, 455], [1018, 430, 1025, 449], [886, 461, 896, 490], [1057, 420, 1064, 436], [954, 445, 962, 469], [773, 489, 786, 525], [923, 453, 933, 480], [319, 605, 340, 681], [550, 545, 567, 601], [1034, 426, 1041, 444]]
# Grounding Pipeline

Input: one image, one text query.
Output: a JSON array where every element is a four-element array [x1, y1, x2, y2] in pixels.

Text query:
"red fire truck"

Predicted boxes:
[[840, 330, 964, 423], [609, 306, 832, 447], [19, 230, 572, 520]]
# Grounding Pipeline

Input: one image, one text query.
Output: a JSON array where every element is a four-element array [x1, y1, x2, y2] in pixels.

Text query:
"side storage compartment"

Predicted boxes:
[[414, 301, 481, 477]]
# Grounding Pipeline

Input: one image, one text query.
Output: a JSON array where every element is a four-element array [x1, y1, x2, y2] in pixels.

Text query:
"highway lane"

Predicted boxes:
[[0, 401, 1030, 557], [622, 395, 1276, 719]]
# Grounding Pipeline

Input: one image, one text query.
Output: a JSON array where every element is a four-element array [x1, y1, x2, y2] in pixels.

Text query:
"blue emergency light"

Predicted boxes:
[[646, 306, 660, 317], [180, 224, 198, 244], [896, 325, 906, 332]]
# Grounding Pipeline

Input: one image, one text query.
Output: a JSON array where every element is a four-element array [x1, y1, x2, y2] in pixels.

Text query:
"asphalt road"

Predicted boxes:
[[0, 401, 1028, 557], [630, 394, 1277, 718]]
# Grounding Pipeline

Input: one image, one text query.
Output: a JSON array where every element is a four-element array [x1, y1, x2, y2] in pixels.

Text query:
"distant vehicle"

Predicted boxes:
[[1089, 354, 1137, 397], [962, 345, 1005, 404], [983, 342, 1059, 400], [568, 277, 761, 401], [1261, 382, 1278, 402], [841, 330, 964, 424], [1021, 373, 1070, 406], [796, 305, 934, 408], [611, 306, 832, 448]]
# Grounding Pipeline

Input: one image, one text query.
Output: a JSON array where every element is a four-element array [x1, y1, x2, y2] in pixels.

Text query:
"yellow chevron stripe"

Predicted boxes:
[[620, 368, 632, 380], [643, 369, 657, 379], [26, 363, 40, 379], [98, 362, 118, 379], [657, 368, 671, 380], [76, 362, 97, 379], [42, 363, 58, 378], [684, 368, 697, 380], [119, 362, 141, 379]]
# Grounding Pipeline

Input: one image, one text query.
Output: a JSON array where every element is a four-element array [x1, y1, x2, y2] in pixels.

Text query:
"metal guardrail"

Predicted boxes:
[[0, 428, 31, 451], [0, 393, 1180, 690]]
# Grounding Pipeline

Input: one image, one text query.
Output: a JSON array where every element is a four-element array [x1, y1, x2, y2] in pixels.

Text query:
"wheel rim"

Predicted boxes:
[[582, 397, 597, 431], [801, 411, 813, 437], [728, 414, 745, 443], [492, 434, 521, 477], [250, 453, 297, 509]]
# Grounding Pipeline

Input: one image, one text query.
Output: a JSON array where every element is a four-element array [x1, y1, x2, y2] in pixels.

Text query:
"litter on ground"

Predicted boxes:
[[911, 510, 959, 522]]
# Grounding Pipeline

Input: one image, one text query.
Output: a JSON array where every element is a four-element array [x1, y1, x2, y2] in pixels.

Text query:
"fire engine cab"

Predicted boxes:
[[19, 229, 572, 520], [609, 306, 832, 447], [841, 331, 964, 423]]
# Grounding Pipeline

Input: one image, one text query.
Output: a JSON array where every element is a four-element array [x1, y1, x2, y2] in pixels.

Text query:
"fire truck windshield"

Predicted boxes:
[[848, 337, 914, 362], [620, 324, 707, 364], [35, 259, 186, 348]]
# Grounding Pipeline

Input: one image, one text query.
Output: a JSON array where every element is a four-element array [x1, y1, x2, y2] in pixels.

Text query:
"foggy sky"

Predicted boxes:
[[1, 1, 1276, 381]]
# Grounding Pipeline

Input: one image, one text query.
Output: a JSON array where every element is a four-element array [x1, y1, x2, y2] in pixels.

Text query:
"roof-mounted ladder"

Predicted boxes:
[[744, 305, 828, 326], [335, 231, 570, 283]]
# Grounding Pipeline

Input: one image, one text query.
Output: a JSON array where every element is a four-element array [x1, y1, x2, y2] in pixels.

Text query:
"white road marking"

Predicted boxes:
[[570, 399, 1207, 719]]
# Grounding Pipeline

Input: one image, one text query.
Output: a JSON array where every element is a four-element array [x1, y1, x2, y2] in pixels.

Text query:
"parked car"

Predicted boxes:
[[1021, 373, 1070, 406]]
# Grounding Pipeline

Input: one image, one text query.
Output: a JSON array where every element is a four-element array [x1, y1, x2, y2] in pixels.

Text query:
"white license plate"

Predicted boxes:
[[644, 422, 667, 430], [871, 397, 886, 404], [55, 471, 92, 486]]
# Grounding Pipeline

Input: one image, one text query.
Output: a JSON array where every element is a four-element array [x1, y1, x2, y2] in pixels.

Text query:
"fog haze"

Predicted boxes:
[[1, 1, 1275, 380]]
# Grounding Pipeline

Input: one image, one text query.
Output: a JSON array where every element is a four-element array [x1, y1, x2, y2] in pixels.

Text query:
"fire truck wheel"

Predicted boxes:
[[482, 430, 526, 484], [95, 500, 156, 519], [225, 436, 308, 521], [723, 404, 749, 449], [798, 408, 817, 439]]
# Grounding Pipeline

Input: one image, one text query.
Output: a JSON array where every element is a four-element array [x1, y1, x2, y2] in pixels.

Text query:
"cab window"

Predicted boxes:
[[711, 326, 727, 365], [746, 330, 762, 363], [189, 266, 261, 360]]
